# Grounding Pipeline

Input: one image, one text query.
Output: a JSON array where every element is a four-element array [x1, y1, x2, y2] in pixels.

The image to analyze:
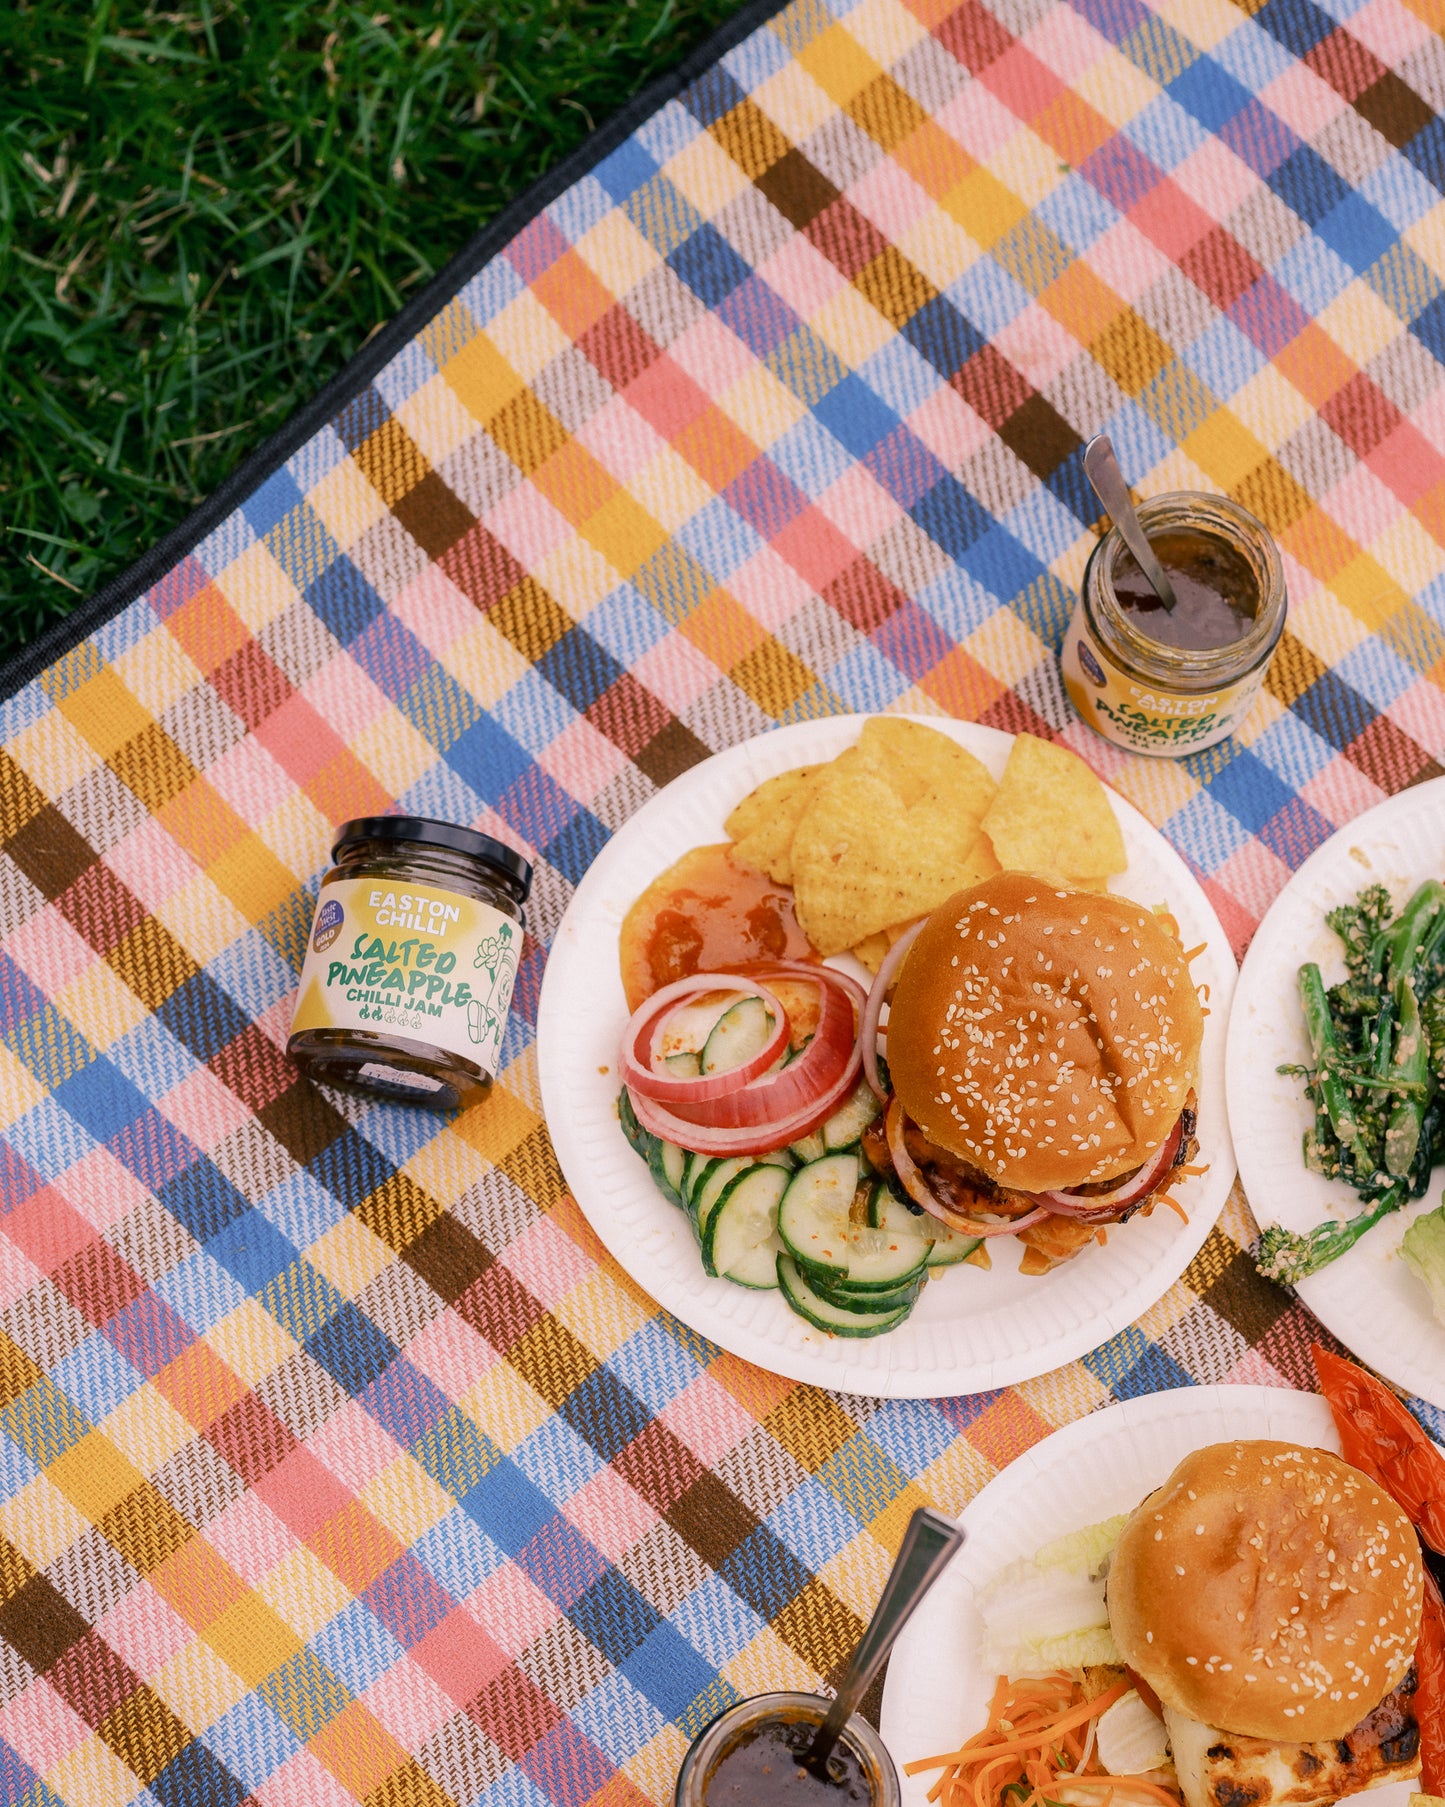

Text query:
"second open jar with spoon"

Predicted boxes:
[[1062, 490, 1286, 757]]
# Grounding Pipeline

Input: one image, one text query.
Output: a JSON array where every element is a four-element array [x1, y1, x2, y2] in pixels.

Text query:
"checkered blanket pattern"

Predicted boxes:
[[2, 0, 1445, 1799]]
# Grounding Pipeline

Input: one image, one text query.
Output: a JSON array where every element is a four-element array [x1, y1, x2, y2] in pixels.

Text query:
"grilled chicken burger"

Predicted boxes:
[[1106, 1440, 1425, 1806], [864, 872, 1204, 1271]]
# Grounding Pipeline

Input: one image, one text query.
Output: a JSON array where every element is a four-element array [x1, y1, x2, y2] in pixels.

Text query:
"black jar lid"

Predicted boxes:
[[334, 816, 533, 899]]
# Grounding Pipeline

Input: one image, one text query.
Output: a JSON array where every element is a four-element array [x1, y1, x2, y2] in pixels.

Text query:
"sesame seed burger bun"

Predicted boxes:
[[886, 873, 1203, 1193], [1107, 1440, 1423, 1742]]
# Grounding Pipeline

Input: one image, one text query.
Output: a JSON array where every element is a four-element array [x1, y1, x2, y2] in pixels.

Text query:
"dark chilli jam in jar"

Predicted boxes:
[[701, 1718, 873, 1803], [288, 817, 532, 1111], [673, 1693, 899, 1807], [1062, 491, 1286, 756], [1111, 527, 1259, 652]]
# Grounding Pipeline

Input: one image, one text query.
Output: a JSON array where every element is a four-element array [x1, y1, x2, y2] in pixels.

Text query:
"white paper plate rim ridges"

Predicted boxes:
[[538, 716, 1238, 1398]]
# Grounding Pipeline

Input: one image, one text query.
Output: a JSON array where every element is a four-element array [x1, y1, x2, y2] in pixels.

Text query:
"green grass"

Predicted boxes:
[[0, 0, 742, 663]]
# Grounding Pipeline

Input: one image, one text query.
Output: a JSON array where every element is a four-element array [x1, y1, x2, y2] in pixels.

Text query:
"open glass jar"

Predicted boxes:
[[1062, 491, 1286, 756], [674, 1692, 900, 1807], [287, 816, 532, 1111]]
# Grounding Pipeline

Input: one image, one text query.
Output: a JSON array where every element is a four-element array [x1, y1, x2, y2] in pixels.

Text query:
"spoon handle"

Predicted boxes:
[[807, 1507, 965, 1770], [1083, 434, 1180, 613]]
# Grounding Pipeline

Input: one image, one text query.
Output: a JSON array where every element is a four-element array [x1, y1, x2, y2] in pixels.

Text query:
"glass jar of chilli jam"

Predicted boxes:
[[287, 816, 532, 1111], [1062, 491, 1286, 756]]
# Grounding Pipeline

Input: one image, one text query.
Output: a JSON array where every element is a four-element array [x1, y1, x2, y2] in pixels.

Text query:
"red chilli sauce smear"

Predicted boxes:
[[618, 844, 815, 1012]]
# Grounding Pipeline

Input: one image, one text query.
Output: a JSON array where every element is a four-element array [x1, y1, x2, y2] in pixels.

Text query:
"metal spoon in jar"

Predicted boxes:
[[1083, 434, 1179, 614], [805, 1507, 966, 1777]]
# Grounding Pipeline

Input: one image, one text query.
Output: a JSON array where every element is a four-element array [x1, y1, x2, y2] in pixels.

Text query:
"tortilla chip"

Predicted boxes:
[[982, 734, 1126, 879], [792, 773, 1003, 956], [725, 765, 818, 841], [852, 931, 890, 973], [860, 718, 997, 819], [728, 766, 824, 885]]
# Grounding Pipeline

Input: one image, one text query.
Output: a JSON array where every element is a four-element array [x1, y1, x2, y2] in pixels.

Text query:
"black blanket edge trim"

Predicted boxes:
[[0, 0, 793, 704]]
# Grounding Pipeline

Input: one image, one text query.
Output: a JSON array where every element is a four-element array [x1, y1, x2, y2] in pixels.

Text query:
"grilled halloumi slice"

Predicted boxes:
[[1162, 1667, 1421, 1807]]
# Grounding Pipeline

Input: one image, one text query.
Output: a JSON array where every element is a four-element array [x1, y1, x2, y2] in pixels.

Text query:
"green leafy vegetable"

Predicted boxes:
[[1269, 879, 1445, 1282], [1257, 1184, 1408, 1286], [1401, 1204, 1445, 1324]]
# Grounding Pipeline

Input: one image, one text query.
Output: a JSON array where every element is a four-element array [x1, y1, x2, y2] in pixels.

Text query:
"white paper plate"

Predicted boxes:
[[880, 1384, 1413, 1807], [536, 717, 1237, 1398], [1227, 779, 1445, 1408]]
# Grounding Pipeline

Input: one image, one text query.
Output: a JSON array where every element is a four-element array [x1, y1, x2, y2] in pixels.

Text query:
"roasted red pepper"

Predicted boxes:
[[1313, 1345, 1445, 1548], [1312, 1344, 1445, 1790], [1418, 1563, 1445, 1793]]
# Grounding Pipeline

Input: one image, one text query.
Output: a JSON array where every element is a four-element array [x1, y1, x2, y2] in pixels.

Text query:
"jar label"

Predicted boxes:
[[290, 877, 521, 1079], [1061, 599, 1269, 756]]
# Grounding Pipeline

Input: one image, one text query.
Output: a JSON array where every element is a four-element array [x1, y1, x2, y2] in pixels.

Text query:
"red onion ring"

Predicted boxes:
[[620, 964, 865, 1152], [661, 966, 857, 1132], [884, 1098, 1050, 1237], [628, 1041, 862, 1156], [1036, 1120, 1183, 1219], [747, 959, 868, 1013], [861, 921, 925, 1101], [620, 974, 789, 1104]]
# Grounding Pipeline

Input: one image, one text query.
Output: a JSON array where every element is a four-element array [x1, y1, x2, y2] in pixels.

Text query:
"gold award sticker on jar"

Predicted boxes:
[[288, 817, 532, 1111], [1063, 491, 1286, 757]]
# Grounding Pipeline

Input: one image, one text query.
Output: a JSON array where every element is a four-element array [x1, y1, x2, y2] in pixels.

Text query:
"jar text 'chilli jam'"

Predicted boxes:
[[288, 816, 532, 1112]]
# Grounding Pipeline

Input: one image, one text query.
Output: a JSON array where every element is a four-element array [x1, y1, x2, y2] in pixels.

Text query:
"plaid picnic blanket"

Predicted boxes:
[[2, 0, 1444, 1799]]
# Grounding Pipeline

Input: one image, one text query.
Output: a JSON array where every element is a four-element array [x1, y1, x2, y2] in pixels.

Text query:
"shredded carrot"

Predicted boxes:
[[1181, 942, 1206, 965], [905, 1674, 1181, 1807], [1154, 1190, 1189, 1223]]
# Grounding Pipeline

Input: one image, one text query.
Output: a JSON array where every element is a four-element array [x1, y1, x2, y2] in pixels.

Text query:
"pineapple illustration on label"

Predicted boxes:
[[467, 920, 518, 1073]]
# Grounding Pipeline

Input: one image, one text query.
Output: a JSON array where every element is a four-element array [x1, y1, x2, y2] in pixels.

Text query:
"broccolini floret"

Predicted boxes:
[[1272, 878, 1445, 1282]]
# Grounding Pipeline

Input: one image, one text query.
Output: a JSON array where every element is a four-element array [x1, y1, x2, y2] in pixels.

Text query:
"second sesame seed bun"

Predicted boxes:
[[1106, 1440, 1423, 1741], [886, 873, 1203, 1192]]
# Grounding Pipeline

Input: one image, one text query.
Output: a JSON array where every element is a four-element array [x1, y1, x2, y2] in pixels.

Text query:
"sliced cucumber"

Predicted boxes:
[[618, 1089, 652, 1160], [809, 1271, 923, 1314], [821, 1079, 883, 1151], [701, 996, 773, 1076], [647, 1137, 688, 1208], [694, 1158, 751, 1265], [656, 997, 731, 1060], [777, 1154, 857, 1279], [867, 1185, 982, 1267], [682, 1150, 713, 1210], [706, 1166, 790, 1288], [659, 1140, 688, 1201], [787, 1130, 828, 1164], [663, 1051, 701, 1078], [924, 1221, 984, 1267], [777, 1255, 913, 1337], [865, 1183, 903, 1229], [837, 1221, 929, 1292]]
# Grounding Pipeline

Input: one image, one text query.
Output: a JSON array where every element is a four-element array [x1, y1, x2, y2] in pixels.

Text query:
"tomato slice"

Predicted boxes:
[[1418, 1566, 1445, 1794], [1312, 1346, 1445, 1550], [1312, 1344, 1445, 1789]]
